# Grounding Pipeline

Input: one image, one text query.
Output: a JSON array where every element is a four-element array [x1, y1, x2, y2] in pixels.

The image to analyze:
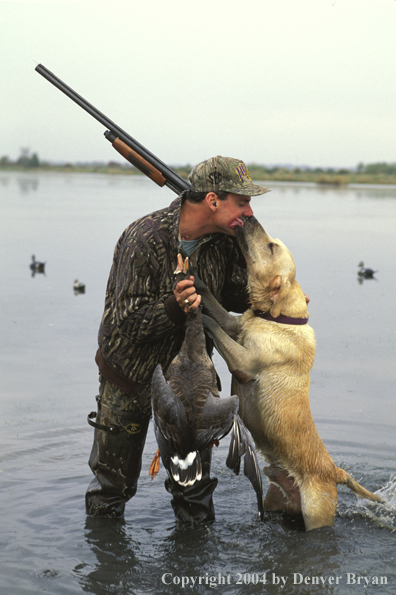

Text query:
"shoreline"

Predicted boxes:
[[2, 164, 396, 187]]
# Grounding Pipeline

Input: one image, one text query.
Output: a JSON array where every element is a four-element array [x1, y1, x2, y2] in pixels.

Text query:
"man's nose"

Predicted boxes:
[[243, 204, 254, 217]]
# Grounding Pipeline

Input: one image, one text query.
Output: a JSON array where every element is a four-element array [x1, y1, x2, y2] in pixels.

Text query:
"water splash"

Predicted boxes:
[[355, 474, 396, 532]]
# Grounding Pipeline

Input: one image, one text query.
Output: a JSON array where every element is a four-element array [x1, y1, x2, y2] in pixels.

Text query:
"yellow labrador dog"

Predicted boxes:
[[195, 216, 381, 531]]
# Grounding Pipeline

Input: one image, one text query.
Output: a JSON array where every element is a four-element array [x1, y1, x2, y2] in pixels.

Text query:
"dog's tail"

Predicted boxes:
[[336, 467, 382, 502]]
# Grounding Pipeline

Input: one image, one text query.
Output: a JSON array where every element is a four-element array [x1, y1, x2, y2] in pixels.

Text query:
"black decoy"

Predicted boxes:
[[30, 255, 45, 275], [150, 254, 265, 517], [358, 261, 377, 278], [73, 279, 85, 294]]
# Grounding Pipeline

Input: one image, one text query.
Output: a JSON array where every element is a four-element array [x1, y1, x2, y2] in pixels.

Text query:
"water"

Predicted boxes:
[[1, 171, 395, 594]]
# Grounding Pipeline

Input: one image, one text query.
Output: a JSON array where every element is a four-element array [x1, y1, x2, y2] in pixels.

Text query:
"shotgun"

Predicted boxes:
[[35, 64, 190, 195]]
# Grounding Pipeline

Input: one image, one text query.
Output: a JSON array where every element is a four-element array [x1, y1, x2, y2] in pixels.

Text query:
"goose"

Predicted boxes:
[[150, 254, 264, 516], [358, 261, 377, 278]]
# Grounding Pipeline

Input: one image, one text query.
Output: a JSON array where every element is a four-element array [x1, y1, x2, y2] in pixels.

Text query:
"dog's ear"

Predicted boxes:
[[269, 275, 290, 317], [269, 275, 282, 300]]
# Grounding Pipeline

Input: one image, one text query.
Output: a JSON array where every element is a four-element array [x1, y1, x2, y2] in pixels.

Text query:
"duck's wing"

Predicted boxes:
[[226, 415, 265, 518], [193, 392, 239, 452]]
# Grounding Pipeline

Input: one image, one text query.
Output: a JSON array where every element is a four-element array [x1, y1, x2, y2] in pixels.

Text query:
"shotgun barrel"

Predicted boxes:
[[35, 64, 190, 195]]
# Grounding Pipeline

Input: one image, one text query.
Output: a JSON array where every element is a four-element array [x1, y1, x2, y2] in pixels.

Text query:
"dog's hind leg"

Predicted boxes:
[[300, 478, 338, 531]]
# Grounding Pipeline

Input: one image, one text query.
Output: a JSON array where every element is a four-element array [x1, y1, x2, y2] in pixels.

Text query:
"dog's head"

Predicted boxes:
[[236, 217, 300, 317]]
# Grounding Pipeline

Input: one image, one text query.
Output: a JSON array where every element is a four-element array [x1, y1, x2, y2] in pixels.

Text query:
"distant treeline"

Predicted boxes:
[[357, 162, 396, 175], [2, 149, 396, 185], [1, 149, 40, 169]]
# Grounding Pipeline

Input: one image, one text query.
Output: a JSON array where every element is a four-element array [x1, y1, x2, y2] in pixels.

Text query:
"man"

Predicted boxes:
[[85, 155, 270, 520]]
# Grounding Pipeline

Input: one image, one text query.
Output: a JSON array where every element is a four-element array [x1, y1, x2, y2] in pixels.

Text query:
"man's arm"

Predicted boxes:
[[109, 230, 184, 344]]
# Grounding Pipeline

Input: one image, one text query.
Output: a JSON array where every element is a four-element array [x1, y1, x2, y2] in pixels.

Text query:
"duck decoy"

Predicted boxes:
[[30, 255, 46, 276], [73, 279, 85, 294], [151, 254, 265, 518], [357, 261, 377, 278]]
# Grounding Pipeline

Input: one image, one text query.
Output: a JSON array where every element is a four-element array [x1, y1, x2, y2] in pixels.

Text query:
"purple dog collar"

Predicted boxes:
[[253, 310, 309, 325]]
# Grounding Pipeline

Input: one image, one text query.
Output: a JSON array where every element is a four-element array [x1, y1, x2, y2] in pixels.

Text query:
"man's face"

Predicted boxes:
[[213, 193, 254, 236]]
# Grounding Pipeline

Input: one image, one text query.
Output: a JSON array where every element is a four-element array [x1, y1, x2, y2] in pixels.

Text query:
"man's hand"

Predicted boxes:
[[174, 276, 201, 313]]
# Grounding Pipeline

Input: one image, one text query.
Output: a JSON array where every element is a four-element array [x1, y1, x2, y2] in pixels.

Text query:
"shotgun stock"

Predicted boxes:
[[35, 64, 190, 195]]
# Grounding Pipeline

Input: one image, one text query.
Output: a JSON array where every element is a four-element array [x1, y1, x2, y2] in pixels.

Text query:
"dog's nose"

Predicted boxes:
[[243, 215, 258, 226]]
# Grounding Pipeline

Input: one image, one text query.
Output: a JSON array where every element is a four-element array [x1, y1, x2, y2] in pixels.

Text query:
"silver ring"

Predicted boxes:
[[184, 299, 190, 305]]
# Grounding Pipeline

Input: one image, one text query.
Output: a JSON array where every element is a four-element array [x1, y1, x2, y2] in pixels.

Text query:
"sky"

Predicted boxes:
[[1, 0, 395, 169]]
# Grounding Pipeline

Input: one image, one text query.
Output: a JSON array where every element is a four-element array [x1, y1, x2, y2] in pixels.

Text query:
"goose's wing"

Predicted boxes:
[[151, 364, 190, 462], [193, 392, 239, 452], [152, 364, 210, 487], [226, 415, 265, 518]]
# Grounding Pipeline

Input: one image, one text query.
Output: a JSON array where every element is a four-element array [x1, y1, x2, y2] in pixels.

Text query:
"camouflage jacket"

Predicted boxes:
[[96, 192, 249, 412]]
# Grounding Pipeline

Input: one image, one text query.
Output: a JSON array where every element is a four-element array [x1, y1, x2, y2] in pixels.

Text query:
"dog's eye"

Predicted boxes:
[[268, 242, 274, 254]]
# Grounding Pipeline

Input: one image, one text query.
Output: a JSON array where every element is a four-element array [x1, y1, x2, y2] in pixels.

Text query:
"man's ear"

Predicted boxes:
[[205, 192, 218, 211], [269, 275, 290, 317]]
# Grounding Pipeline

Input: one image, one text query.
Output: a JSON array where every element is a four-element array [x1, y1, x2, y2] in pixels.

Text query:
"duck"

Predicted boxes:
[[30, 255, 45, 275], [73, 279, 85, 294], [358, 261, 377, 278], [150, 254, 264, 516]]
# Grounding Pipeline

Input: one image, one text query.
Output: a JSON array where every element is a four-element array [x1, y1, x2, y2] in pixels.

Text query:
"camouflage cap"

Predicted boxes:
[[189, 156, 270, 196]]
